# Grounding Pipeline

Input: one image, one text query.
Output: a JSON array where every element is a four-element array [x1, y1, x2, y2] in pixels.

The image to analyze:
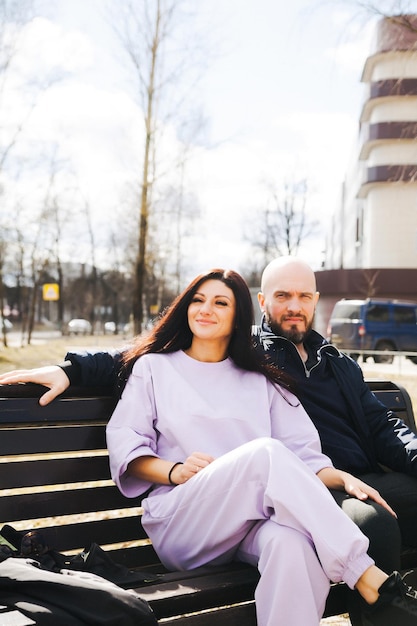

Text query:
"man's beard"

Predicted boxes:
[[266, 313, 313, 345]]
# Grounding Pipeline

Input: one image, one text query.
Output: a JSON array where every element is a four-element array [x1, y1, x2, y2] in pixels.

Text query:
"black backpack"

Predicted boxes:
[[0, 557, 158, 625], [0, 526, 158, 625]]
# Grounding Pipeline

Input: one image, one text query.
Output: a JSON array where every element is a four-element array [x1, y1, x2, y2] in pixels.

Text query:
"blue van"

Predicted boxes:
[[327, 299, 417, 364]]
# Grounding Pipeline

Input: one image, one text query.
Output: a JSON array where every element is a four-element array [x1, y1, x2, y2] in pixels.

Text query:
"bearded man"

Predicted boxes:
[[254, 257, 417, 622]]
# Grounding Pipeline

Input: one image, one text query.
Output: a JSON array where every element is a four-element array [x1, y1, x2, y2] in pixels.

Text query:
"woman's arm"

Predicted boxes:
[[128, 451, 215, 486]]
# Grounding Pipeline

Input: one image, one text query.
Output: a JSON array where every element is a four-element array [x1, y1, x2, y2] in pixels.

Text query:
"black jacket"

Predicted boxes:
[[61, 350, 123, 393], [254, 317, 417, 476]]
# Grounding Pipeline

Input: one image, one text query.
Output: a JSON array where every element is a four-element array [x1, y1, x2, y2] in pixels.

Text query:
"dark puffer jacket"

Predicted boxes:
[[254, 316, 417, 476]]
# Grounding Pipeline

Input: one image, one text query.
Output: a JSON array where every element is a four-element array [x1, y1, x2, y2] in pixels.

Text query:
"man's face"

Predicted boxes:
[[258, 265, 319, 345]]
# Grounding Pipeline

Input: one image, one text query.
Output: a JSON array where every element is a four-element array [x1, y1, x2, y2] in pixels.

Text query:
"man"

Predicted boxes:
[[255, 258, 417, 566], [2, 257, 417, 624]]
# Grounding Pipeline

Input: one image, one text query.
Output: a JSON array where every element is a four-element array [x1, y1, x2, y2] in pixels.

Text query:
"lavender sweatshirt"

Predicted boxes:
[[106, 350, 333, 498]]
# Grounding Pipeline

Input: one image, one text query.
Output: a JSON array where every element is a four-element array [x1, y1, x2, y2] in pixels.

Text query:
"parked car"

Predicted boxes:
[[66, 319, 92, 336], [327, 298, 417, 364], [104, 321, 116, 334]]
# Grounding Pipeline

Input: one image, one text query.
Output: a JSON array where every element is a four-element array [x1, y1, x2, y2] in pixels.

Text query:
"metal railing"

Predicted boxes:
[[341, 348, 417, 373]]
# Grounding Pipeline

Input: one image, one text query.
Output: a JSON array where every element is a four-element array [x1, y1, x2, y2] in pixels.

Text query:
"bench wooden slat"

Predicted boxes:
[[16, 516, 151, 554], [158, 603, 256, 626], [0, 486, 139, 522], [137, 565, 259, 620], [158, 604, 256, 625], [0, 456, 111, 489], [107, 543, 160, 568], [0, 395, 115, 424], [0, 384, 112, 399], [0, 424, 106, 455]]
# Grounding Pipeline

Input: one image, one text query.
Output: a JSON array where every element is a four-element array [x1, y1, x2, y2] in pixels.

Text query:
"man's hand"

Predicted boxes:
[[341, 472, 397, 518], [317, 467, 397, 518], [0, 366, 70, 406]]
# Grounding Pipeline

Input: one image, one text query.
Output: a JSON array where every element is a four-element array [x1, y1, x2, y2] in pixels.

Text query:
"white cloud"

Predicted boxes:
[[16, 17, 95, 76]]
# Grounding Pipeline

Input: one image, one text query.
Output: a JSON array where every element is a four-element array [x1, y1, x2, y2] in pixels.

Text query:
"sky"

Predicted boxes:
[[4, 0, 386, 281]]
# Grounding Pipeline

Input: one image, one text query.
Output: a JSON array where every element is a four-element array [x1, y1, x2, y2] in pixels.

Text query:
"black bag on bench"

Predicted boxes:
[[0, 557, 158, 625], [0, 525, 158, 587]]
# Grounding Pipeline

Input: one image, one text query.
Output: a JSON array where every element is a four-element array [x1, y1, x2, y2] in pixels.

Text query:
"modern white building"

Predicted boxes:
[[324, 15, 417, 271], [315, 16, 417, 335]]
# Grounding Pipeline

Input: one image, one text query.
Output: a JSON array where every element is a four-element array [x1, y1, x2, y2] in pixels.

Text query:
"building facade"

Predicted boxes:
[[325, 15, 417, 270], [317, 16, 417, 336]]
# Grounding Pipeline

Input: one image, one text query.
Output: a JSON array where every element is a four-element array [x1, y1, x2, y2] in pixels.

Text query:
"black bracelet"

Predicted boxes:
[[168, 462, 183, 486]]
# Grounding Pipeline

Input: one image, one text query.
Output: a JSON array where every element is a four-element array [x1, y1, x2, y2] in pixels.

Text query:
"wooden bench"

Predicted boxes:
[[0, 379, 415, 625]]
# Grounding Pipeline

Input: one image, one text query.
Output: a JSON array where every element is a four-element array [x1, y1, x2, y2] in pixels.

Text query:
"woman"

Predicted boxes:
[[106, 268, 417, 626]]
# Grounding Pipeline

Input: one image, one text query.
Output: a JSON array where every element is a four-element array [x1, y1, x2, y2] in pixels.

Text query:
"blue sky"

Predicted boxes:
[[7, 0, 383, 277]]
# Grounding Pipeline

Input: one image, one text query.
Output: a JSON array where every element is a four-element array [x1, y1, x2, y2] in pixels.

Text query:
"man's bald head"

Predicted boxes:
[[261, 256, 317, 295], [258, 256, 319, 345]]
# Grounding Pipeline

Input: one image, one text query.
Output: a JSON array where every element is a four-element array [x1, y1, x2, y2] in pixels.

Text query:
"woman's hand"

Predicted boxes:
[[172, 452, 215, 485], [317, 467, 397, 518], [0, 366, 70, 406]]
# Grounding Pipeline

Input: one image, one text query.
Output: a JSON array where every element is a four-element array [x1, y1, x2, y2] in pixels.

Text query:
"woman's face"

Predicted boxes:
[[187, 279, 236, 344]]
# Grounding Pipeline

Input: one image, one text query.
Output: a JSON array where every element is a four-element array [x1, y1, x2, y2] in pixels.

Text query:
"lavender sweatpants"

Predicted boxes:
[[142, 438, 374, 626]]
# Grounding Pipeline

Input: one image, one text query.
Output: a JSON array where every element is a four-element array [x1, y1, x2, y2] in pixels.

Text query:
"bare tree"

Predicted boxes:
[[0, 1, 34, 340], [0, 0, 35, 168], [41, 153, 81, 330], [20, 218, 51, 345], [106, 0, 170, 334], [327, 0, 417, 37], [361, 269, 380, 297], [82, 198, 99, 334], [245, 177, 318, 269], [333, 0, 417, 19], [0, 1, 74, 338], [0, 236, 8, 346], [108, 0, 206, 333], [169, 114, 205, 292]]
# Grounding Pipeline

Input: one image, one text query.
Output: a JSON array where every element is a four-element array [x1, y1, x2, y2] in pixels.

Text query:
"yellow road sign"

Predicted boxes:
[[43, 283, 60, 301]]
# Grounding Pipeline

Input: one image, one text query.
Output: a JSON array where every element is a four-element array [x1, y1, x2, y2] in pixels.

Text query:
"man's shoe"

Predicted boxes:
[[363, 571, 417, 625]]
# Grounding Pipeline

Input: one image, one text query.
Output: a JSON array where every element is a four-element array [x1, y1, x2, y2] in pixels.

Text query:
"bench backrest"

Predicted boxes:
[[365, 379, 416, 433], [0, 379, 414, 566], [0, 384, 156, 568]]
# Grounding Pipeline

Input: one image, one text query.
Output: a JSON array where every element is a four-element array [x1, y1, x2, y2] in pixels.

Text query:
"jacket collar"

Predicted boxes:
[[257, 314, 342, 358]]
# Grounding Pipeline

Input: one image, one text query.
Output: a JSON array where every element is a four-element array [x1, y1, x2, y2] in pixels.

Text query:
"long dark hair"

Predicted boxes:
[[121, 268, 296, 393]]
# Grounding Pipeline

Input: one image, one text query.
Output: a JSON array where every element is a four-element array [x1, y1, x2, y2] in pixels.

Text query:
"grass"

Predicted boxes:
[[0, 334, 127, 372]]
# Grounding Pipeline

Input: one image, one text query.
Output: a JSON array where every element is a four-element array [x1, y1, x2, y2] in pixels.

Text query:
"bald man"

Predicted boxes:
[[254, 257, 417, 620], [257, 258, 417, 530]]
